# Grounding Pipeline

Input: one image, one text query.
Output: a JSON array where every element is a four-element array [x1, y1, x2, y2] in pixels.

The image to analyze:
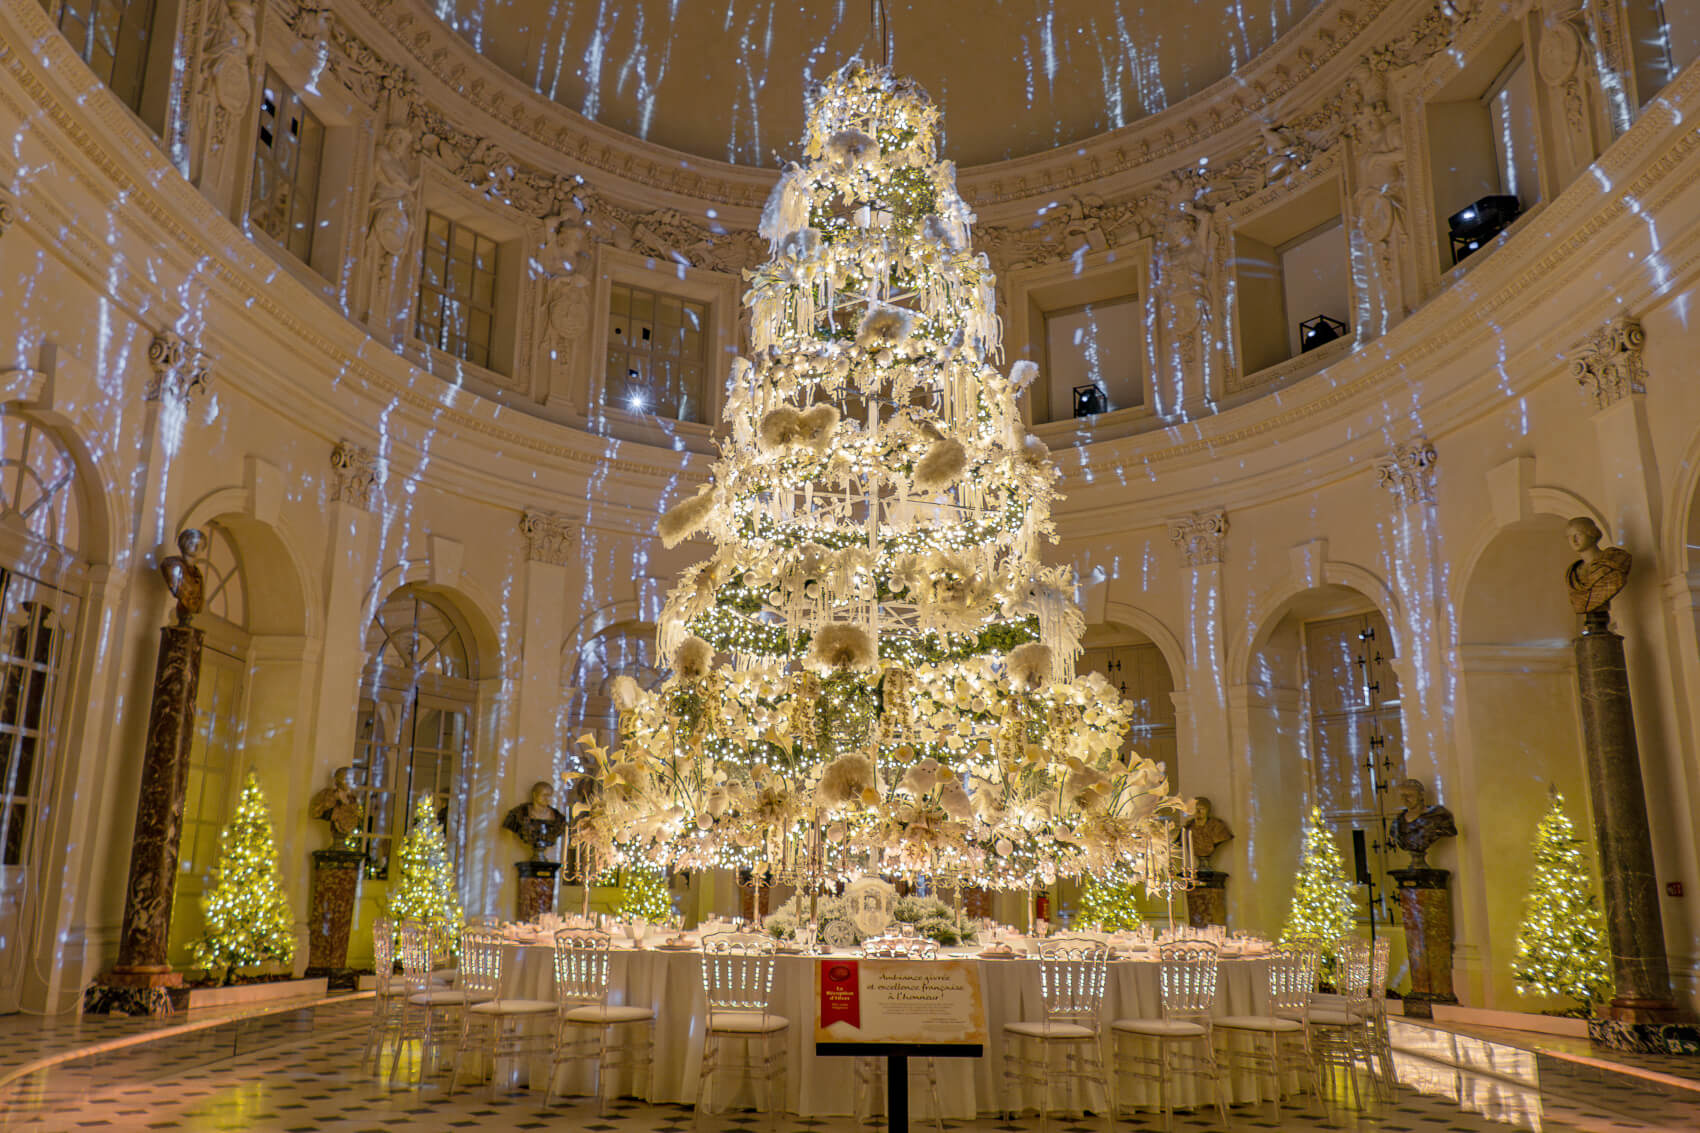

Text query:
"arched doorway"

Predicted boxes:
[[0, 413, 87, 1013]]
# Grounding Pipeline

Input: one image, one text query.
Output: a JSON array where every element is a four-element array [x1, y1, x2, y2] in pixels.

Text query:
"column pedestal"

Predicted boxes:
[[87, 624, 203, 1016], [1186, 870, 1228, 927], [1574, 611, 1677, 1023], [1392, 867, 1455, 1017], [305, 849, 364, 986], [516, 861, 561, 922]]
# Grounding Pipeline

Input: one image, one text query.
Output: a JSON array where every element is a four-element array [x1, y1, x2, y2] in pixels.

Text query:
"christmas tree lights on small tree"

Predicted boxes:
[[1280, 805, 1356, 962], [192, 772, 295, 983], [1513, 791, 1612, 1013], [1078, 877, 1144, 931], [617, 866, 675, 923], [389, 796, 465, 957]]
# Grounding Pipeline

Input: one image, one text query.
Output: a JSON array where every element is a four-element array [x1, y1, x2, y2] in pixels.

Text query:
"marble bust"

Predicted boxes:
[[309, 766, 364, 846], [1185, 796, 1234, 867], [1388, 778, 1457, 868], [159, 529, 207, 627], [502, 780, 568, 861], [1565, 516, 1632, 615]]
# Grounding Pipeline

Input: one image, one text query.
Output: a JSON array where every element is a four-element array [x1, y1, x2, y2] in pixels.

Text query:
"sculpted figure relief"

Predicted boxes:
[[159, 529, 207, 627], [310, 767, 364, 846], [502, 780, 569, 861], [1565, 516, 1632, 615], [1388, 778, 1457, 868], [1185, 796, 1234, 867], [1347, 64, 1409, 331]]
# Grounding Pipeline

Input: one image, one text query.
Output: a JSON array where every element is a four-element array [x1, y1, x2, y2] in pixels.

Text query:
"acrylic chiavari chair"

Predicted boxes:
[[1214, 942, 1319, 1119], [543, 929, 655, 1113], [446, 928, 555, 1097], [1109, 939, 1229, 1131], [696, 930, 788, 1130], [1001, 935, 1113, 1133]]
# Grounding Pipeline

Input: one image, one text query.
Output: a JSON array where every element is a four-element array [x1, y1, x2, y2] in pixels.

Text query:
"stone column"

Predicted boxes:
[[515, 861, 561, 922], [304, 849, 365, 984], [1574, 608, 1676, 1020], [109, 623, 204, 986], [1186, 870, 1228, 927], [1390, 867, 1455, 1017]]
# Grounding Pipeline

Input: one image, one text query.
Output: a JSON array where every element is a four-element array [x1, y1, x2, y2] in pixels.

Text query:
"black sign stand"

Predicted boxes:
[[815, 1043, 982, 1133]]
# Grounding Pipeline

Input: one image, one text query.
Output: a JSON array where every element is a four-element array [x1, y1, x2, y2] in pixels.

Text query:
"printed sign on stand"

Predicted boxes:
[[813, 958, 987, 1047]]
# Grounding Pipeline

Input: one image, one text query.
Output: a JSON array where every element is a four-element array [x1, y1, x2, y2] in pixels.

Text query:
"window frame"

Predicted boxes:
[[415, 210, 502, 371], [248, 65, 327, 267]]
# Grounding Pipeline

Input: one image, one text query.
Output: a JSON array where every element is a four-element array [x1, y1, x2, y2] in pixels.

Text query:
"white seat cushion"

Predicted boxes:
[[428, 969, 457, 985], [564, 1004, 657, 1025], [1111, 1018, 1208, 1037], [467, 998, 557, 1016], [1213, 1014, 1303, 1033], [1004, 1020, 1096, 1040], [408, 989, 494, 1006], [708, 1010, 789, 1034], [1305, 1008, 1363, 1026]]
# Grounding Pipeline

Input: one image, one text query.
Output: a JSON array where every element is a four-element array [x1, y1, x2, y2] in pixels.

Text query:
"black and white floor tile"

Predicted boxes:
[[2, 999, 1697, 1133]]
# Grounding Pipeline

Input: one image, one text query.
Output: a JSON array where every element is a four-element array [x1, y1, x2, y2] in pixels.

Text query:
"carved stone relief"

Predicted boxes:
[[1569, 316, 1646, 411], [1375, 437, 1438, 507], [519, 510, 575, 566], [144, 333, 212, 404], [1168, 509, 1229, 568], [329, 440, 383, 511]]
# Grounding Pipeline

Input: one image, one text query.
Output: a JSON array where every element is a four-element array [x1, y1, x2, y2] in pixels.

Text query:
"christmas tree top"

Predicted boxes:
[[581, 61, 1183, 891]]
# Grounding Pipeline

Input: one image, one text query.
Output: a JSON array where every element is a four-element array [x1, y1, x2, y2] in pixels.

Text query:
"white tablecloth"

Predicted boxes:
[[487, 945, 1278, 1117]]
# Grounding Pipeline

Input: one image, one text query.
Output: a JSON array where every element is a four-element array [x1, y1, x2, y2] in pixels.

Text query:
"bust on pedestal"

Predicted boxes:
[[504, 781, 567, 921], [1387, 777, 1458, 1016], [304, 767, 366, 986], [1184, 797, 1233, 928]]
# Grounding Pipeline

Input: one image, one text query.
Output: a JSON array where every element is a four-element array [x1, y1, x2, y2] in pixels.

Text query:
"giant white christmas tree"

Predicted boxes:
[[575, 62, 1183, 894]]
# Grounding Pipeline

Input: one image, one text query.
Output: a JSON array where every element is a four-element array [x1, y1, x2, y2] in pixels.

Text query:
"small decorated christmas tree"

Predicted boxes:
[[1079, 877, 1144, 931], [192, 772, 295, 982], [389, 796, 465, 956], [1513, 791, 1613, 1013], [1280, 805, 1356, 962], [617, 865, 675, 923]]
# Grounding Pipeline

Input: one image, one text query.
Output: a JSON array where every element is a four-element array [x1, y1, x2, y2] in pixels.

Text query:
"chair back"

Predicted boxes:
[[458, 928, 507, 1000], [861, 933, 940, 959], [1334, 936, 1372, 1004], [397, 921, 435, 993], [552, 929, 614, 1005], [373, 917, 396, 994], [700, 930, 778, 1014], [1266, 942, 1319, 1015], [1156, 940, 1220, 1020], [1368, 936, 1390, 1006], [1036, 935, 1110, 1025]]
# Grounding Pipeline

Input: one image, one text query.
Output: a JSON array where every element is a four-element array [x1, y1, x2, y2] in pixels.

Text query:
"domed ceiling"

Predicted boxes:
[[436, 0, 1323, 168]]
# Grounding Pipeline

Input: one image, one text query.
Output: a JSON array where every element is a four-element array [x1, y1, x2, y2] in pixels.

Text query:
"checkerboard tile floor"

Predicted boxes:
[[2, 999, 1696, 1133]]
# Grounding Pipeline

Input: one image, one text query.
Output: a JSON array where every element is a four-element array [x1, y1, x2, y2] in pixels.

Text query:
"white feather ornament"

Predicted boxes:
[[818, 754, 875, 808], [658, 488, 717, 548], [797, 403, 840, 451], [921, 213, 963, 252], [856, 303, 915, 350], [673, 636, 713, 679], [825, 129, 878, 170], [1020, 433, 1051, 466], [758, 406, 803, 451], [1005, 642, 1054, 690], [759, 163, 811, 248], [610, 675, 643, 712], [807, 622, 877, 673], [912, 437, 967, 493], [1009, 360, 1040, 391], [939, 780, 974, 822]]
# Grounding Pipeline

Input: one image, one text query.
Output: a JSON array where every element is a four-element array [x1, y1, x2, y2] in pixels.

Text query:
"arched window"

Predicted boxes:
[[0, 413, 84, 1012], [351, 587, 476, 879]]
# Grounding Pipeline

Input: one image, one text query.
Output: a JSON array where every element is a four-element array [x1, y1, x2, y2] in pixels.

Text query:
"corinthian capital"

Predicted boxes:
[[1375, 437, 1437, 507], [519, 510, 576, 566], [1569, 316, 1646, 410], [1168, 509, 1228, 568], [144, 332, 211, 404], [329, 440, 382, 512]]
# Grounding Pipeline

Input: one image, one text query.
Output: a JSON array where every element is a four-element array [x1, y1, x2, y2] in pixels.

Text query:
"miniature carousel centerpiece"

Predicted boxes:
[[572, 62, 1188, 930]]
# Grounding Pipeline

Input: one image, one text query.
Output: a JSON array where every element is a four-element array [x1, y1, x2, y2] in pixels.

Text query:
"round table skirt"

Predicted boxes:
[[493, 945, 1277, 1118]]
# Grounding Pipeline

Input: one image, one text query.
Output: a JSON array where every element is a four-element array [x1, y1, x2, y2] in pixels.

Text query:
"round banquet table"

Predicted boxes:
[[493, 944, 1278, 1118]]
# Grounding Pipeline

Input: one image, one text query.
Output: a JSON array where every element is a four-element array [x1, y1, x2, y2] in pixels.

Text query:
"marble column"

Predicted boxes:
[[1186, 870, 1228, 927], [515, 861, 561, 922], [305, 849, 365, 983], [110, 623, 204, 985], [1391, 867, 1455, 1017], [1574, 609, 1677, 1020]]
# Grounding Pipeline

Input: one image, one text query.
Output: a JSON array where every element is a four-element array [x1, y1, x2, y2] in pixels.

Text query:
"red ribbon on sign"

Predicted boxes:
[[820, 959, 860, 1029]]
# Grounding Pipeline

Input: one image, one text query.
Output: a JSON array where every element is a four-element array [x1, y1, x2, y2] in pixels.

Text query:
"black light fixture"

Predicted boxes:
[[1448, 194, 1519, 264], [1299, 314, 1348, 353], [1073, 383, 1108, 418]]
